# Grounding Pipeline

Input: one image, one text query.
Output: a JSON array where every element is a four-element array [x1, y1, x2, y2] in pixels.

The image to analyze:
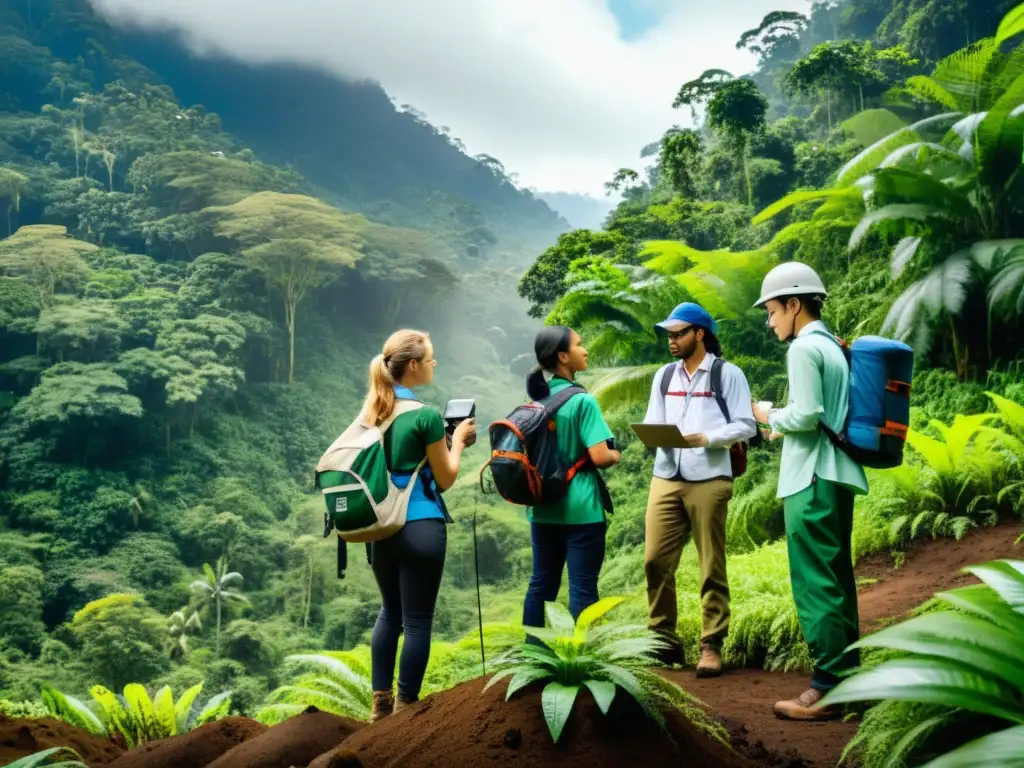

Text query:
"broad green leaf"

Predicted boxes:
[[752, 188, 856, 225], [174, 682, 204, 732], [849, 612, 1024, 689], [152, 685, 176, 737], [574, 597, 626, 639], [842, 108, 908, 147], [3, 748, 88, 768], [541, 682, 580, 743], [966, 561, 1024, 609], [849, 204, 944, 251], [905, 76, 960, 110], [937, 583, 1024, 627], [506, 667, 552, 700], [583, 679, 617, 715], [543, 602, 576, 636], [977, 72, 1024, 185], [837, 113, 963, 185], [885, 715, 954, 768], [522, 625, 566, 645], [892, 237, 923, 279], [820, 658, 1024, 723], [995, 3, 1024, 47], [924, 724, 1024, 767], [482, 667, 520, 692], [986, 392, 1024, 432], [195, 691, 232, 726]]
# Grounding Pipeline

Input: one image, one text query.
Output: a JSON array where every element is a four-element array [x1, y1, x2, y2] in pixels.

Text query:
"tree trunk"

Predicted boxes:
[[950, 316, 968, 381], [166, 422, 172, 462], [6, 204, 10, 237], [216, 596, 222, 654], [741, 141, 753, 208], [286, 298, 297, 384], [826, 88, 832, 132], [304, 557, 313, 629]]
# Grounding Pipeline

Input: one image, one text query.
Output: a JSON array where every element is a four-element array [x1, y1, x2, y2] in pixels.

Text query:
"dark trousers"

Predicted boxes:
[[370, 519, 447, 701], [522, 521, 606, 635]]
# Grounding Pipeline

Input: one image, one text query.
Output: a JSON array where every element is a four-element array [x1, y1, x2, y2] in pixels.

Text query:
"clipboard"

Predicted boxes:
[[630, 423, 703, 449]]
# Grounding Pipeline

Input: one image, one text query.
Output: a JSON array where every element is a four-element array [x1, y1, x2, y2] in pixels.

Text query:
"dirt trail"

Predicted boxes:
[[662, 521, 1023, 768]]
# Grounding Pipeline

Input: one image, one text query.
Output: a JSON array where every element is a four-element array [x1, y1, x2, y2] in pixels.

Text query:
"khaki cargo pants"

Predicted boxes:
[[644, 476, 732, 649]]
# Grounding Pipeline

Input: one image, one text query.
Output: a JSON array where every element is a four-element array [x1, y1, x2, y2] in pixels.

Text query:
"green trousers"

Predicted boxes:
[[784, 477, 860, 691]]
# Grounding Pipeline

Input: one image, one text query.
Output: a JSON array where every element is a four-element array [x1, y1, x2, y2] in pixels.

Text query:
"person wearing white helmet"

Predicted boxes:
[[751, 261, 868, 722]]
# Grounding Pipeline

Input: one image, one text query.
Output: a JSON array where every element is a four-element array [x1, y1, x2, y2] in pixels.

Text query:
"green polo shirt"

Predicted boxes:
[[526, 377, 614, 526], [768, 320, 869, 499]]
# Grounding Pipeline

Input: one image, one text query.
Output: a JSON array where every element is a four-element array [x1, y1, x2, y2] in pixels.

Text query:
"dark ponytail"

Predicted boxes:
[[703, 330, 723, 358], [526, 325, 573, 401]]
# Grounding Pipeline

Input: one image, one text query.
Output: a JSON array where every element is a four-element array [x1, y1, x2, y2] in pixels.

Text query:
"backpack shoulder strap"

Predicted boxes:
[[658, 362, 676, 400], [543, 385, 586, 418], [709, 357, 730, 423]]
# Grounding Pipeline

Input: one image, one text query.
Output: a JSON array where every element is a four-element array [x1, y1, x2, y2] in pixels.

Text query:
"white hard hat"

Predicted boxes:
[[752, 262, 827, 308]]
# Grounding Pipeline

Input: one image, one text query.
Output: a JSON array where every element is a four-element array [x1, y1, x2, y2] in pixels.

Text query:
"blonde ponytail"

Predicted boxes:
[[363, 329, 433, 425]]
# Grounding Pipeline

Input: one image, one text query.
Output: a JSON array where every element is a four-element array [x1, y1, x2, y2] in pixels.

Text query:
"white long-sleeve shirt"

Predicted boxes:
[[643, 353, 757, 481]]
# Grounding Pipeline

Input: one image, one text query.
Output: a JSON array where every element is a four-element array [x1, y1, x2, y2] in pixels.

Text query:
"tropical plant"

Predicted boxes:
[[4, 748, 87, 768], [255, 652, 373, 725], [41, 682, 231, 748], [822, 558, 1024, 767], [483, 597, 726, 745], [167, 606, 202, 659], [189, 556, 248, 653]]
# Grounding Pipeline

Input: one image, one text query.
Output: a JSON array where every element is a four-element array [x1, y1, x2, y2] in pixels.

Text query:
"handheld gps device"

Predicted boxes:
[[443, 399, 476, 436]]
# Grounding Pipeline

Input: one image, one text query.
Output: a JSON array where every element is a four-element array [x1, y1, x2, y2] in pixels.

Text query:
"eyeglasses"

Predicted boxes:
[[666, 327, 696, 341]]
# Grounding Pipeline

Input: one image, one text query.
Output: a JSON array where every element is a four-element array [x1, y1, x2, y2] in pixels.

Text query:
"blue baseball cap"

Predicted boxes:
[[654, 302, 718, 336]]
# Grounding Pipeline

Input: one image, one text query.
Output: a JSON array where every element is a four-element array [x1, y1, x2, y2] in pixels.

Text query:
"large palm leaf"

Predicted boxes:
[[822, 559, 1024, 767]]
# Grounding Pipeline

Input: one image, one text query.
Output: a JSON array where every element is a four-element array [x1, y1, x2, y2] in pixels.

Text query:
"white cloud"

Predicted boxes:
[[89, 0, 805, 195]]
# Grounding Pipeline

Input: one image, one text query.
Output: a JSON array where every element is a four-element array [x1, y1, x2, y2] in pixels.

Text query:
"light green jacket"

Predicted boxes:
[[768, 320, 869, 499]]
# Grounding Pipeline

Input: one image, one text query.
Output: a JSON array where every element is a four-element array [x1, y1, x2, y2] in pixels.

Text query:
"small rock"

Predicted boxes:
[[502, 728, 521, 749]]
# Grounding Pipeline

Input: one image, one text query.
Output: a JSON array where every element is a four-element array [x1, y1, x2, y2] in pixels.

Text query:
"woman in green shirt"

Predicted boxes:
[[522, 326, 621, 635], [364, 329, 477, 723]]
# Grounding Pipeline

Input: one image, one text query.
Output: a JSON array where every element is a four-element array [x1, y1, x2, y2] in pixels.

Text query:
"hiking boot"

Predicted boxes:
[[695, 645, 722, 678], [773, 687, 842, 721], [393, 695, 417, 714], [370, 690, 394, 723]]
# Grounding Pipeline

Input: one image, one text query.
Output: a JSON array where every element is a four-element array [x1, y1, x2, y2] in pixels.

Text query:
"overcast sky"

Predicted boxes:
[[90, 0, 806, 197]]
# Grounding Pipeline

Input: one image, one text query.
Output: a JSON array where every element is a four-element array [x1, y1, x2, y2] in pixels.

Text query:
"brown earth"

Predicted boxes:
[[342, 675, 756, 767], [204, 707, 362, 768], [661, 520, 1024, 768], [2, 522, 1019, 768], [104, 716, 267, 768], [0, 715, 124, 765]]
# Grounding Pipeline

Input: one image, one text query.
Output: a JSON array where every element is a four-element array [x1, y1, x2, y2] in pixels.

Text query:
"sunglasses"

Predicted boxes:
[[665, 327, 696, 341]]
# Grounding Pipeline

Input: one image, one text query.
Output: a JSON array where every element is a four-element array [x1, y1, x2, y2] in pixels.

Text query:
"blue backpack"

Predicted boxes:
[[812, 332, 914, 469]]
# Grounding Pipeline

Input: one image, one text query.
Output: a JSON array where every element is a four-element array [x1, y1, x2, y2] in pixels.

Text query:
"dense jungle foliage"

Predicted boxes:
[[2, 0, 1024, 765]]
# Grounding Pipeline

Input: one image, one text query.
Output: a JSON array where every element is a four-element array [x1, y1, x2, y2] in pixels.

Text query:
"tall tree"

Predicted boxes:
[[189, 556, 248, 655], [706, 79, 770, 206], [0, 168, 28, 236], [207, 192, 364, 383], [0, 225, 95, 306]]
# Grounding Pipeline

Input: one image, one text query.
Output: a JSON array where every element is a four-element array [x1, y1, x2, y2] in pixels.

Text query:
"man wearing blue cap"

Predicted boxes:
[[643, 301, 757, 676]]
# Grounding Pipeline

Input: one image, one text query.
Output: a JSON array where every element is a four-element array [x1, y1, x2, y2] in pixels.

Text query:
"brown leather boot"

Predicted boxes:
[[695, 645, 722, 678], [370, 690, 394, 723], [773, 687, 842, 721]]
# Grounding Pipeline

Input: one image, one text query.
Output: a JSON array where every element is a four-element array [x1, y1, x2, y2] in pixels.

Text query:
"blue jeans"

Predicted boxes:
[[522, 521, 606, 637]]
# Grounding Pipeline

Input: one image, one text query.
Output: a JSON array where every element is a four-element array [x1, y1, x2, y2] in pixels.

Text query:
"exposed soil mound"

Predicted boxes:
[[308, 745, 364, 768], [341, 676, 755, 767], [0, 715, 124, 765], [205, 707, 363, 768], [104, 716, 267, 768]]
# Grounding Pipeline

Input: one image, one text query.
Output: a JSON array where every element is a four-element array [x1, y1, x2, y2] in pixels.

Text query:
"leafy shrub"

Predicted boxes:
[[4, 747, 88, 767], [484, 597, 726, 744], [0, 698, 48, 718], [41, 681, 231, 748], [824, 559, 1024, 766]]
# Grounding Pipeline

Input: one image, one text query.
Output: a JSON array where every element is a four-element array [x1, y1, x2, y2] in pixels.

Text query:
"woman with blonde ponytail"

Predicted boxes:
[[364, 330, 477, 723]]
